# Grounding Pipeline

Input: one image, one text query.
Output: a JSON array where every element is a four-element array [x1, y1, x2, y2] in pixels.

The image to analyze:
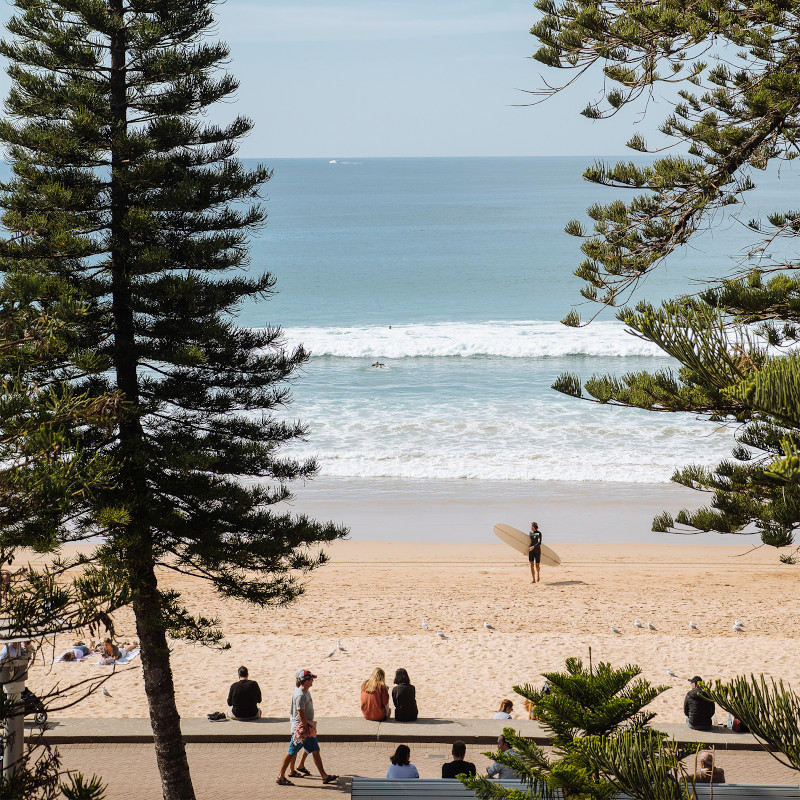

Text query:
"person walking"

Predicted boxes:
[[528, 522, 542, 583], [276, 669, 338, 786]]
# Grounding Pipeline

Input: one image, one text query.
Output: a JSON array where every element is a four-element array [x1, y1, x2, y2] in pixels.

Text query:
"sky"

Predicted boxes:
[[0, 0, 667, 159], [216, 0, 658, 158]]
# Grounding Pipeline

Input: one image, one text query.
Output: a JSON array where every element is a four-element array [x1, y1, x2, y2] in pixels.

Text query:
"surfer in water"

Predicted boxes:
[[528, 522, 542, 583]]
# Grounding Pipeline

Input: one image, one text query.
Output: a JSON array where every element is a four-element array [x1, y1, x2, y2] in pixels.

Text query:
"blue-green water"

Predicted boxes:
[[239, 157, 791, 484]]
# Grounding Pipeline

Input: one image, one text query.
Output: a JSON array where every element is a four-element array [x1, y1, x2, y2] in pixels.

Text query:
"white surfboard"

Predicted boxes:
[[492, 523, 562, 567]]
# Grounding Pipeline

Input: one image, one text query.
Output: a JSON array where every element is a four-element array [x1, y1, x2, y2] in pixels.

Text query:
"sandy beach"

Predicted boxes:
[[28, 539, 800, 725]]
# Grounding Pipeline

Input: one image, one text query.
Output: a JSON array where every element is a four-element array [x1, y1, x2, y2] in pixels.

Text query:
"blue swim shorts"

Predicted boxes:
[[288, 735, 320, 755]]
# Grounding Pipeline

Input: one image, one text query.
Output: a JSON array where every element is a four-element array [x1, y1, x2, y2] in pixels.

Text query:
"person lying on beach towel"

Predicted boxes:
[[57, 644, 92, 662], [98, 638, 122, 664]]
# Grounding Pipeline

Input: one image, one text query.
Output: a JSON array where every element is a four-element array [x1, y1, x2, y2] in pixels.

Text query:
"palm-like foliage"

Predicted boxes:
[[461, 654, 669, 800], [706, 675, 800, 773], [531, 0, 800, 554]]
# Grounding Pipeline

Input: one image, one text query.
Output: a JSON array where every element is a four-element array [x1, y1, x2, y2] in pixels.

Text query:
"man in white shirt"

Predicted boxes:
[[486, 734, 520, 779], [276, 669, 338, 787]]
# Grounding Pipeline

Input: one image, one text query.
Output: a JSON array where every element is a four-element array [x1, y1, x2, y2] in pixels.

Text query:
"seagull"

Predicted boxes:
[[634, 619, 645, 629], [484, 622, 494, 630], [610, 625, 622, 634], [734, 619, 745, 628], [733, 622, 745, 633], [337, 639, 347, 652], [102, 687, 112, 698], [436, 631, 447, 639], [648, 622, 657, 631], [689, 621, 699, 631], [666, 669, 677, 677], [325, 647, 336, 658], [422, 620, 429, 630]]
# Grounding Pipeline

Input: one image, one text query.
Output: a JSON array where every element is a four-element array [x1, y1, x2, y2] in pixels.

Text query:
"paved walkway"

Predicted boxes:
[[27, 717, 799, 799], [55, 741, 799, 800]]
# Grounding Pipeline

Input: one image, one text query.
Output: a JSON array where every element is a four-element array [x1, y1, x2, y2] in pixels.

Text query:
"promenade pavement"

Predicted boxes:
[[55, 740, 799, 800], [24, 716, 800, 799]]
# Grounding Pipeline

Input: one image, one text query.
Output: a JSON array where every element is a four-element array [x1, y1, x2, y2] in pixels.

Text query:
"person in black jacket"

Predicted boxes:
[[391, 668, 418, 721], [227, 665, 262, 720], [442, 741, 476, 778], [684, 676, 715, 730]]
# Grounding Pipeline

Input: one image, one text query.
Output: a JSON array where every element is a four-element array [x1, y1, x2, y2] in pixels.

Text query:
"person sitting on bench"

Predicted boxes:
[[486, 735, 519, 779], [694, 751, 725, 784], [442, 741, 476, 778], [386, 745, 419, 779]]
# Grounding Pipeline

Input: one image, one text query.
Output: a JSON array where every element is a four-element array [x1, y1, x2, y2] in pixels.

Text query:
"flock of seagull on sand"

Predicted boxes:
[[323, 620, 499, 657], [609, 619, 747, 635], [323, 619, 748, 660]]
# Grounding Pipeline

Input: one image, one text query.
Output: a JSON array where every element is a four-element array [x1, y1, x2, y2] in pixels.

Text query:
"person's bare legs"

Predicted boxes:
[[529, 562, 536, 582], [310, 750, 336, 781], [535, 562, 540, 582], [277, 752, 296, 784], [295, 751, 308, 773]]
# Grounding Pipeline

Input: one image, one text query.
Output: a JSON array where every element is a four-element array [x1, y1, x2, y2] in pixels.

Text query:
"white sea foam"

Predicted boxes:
[[287, 398, 734, 484], [280, 320, 669, 359]]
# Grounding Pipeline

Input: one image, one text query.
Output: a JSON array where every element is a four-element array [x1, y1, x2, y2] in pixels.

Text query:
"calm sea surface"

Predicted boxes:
[[239, 157, 792, 486]]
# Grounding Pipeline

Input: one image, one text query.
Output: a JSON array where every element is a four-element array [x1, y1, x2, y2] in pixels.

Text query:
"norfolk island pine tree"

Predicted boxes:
[[511, 1, 800, 791], [459, 653, 679, 800], [0, 276, 120, 800], [527, 0, 800, 553], [0, 1, 347, 798]]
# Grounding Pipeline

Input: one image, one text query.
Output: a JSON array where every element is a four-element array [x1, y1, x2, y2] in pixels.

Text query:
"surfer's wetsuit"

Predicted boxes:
[[529, 531, 542, 563]]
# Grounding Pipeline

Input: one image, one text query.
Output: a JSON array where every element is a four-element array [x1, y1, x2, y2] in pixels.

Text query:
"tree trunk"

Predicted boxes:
[[133, 561, 196, 800], [109, 2, 196, 796]]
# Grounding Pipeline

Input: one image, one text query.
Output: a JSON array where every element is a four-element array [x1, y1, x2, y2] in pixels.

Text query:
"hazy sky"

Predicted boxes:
[[218, 0, 655, 158], [0, 1, 665, 158]]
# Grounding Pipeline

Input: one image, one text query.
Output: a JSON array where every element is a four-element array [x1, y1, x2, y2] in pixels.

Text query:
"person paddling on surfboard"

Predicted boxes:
[[528, 522, 542, 583]]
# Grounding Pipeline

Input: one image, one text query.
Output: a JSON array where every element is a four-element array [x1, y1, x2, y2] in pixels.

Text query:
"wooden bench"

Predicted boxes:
[[693, 788, 800, 799], [351, 778, 525, 799], [350, 778, 800, 800]]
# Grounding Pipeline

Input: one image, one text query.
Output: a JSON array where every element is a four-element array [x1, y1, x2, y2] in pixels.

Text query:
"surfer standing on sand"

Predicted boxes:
[[528, 522, 542, 583]]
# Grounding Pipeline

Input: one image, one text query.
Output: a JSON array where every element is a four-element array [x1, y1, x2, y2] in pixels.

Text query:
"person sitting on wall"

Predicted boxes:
[[684, 676, 715, 731], [227, 665, 262, 720]]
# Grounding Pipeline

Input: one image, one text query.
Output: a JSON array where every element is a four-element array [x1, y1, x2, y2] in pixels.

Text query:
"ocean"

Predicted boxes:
[[242, 156, 785, 492]]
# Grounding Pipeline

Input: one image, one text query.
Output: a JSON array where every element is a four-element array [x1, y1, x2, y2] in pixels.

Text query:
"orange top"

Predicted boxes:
[[360, 683, 389, 721]]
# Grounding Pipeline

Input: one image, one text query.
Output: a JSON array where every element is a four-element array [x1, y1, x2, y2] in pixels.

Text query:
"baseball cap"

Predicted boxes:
[[688, 676, 703, 684], [295, 668, 317, 681]]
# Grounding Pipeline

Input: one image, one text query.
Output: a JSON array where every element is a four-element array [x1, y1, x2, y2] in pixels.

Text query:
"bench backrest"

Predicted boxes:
[[351, 778, 800, 800], [351, 778, 525, 800]]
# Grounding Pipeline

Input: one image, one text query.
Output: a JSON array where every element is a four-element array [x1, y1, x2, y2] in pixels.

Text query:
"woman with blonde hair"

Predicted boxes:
[[361, 667, 391, 721]]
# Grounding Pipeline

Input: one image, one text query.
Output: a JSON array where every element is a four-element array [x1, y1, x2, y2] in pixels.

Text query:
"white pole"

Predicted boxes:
[[1, 653, 29, 780]]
